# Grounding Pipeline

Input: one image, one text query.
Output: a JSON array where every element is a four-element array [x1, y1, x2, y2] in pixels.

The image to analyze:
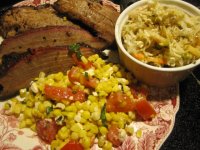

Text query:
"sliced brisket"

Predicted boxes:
[[0, 5, 78, 38], [53, 0, 119, 44], [0, 46, 95, 100], [0, 26, 108, 58]]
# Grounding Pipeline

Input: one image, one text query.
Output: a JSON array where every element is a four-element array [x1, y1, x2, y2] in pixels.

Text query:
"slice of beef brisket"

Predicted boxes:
[[0, 5, 78, 38], [0, 46, 95, 100], [0, 26, 108, 58], [53, 0, 119, 44]]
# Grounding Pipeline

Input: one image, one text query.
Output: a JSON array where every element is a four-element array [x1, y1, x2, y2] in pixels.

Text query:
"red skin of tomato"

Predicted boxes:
[[68, 67, 98, 88], [131, 85, 156, 120], [106, 90, 156, 120], [135, 99, 157, 120], [106, 91, 135, 112], [44, 85, 86, 102], [107, 124, 122, 147], [61, 140, 84, 150], [36, 119, 59, 144], [72, 53, 93, 70]]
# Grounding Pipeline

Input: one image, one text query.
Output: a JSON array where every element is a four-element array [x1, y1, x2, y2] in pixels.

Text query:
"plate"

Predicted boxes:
[[0, 0, 180, 149]]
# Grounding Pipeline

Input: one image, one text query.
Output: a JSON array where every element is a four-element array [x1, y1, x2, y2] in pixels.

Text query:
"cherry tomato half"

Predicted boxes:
[[61, 140, 84, 150], [135, 99, 156, 120]]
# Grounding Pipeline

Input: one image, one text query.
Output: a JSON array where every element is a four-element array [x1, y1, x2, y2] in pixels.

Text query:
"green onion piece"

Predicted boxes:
[[68, 43, 82, 60], [46, 106, 53, 115], [76, 49, 82, 60], [100, 104, 107, 127], [68, 43, 80, 52], [84, 72, 89, 79]]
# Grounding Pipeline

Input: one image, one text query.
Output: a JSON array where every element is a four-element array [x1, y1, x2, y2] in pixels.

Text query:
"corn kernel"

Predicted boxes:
[[98, 136, 106, 147], [38, 103, 45, 113], [71, 132, 79, 140], [90, 124, 98, 134], [4, 103, 11, 110], [91, 111, 100, 121], [103, 141, 112, 150], [65, 105, 77, 112], [79, 130, 87, 138], [99, 126, 108, 135], [58, 129, 69, 140], [30, 124, 36, 131], [81, 111, 90, 120], [53, 109, 62, 116], [25, 118, 32, 126], [81, 56, 88, 64], [24, 108, 32, 118], [106, 113, 112, 121], [125, 126, 134, 135], [19, 120, 26, 128], [71, 123, 82, 132], [136, 129, 142, 138], [80, 136, 91, 149]]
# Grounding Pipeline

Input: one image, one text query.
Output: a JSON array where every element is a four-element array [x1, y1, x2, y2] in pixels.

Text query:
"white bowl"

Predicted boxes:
[[115, 0, 200, 87]]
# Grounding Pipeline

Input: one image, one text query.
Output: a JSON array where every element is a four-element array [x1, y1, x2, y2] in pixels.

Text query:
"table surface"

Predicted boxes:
[[0, 0, 200, 149]]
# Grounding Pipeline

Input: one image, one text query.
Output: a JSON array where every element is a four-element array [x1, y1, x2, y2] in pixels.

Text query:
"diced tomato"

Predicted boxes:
[[107, 124, 122, 147], [72, 53, 93, 70], [68, 67, 98, 88], [82, 77, 98, 88], [68, 67, 82, 83], [135, 99, 156, 120], [61, 140, 84, 150], [36, 119, 59, 144], [106, 91, 135, 112], [44, 85, 86, 102]]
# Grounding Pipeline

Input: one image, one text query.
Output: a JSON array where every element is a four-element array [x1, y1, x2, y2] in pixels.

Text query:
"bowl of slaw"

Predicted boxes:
[[115, 0, 200, 87]]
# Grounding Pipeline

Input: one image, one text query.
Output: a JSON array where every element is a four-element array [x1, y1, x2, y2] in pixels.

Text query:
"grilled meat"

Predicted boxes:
[[0, 26, 108, 58], [54, 0, 119, 44]]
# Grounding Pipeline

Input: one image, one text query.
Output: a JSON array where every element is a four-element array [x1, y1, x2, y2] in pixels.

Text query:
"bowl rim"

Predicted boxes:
[[115, 0, 200, 72]]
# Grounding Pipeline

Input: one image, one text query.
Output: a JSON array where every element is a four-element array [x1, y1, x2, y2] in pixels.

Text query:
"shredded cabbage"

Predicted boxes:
[[122, 1, 200, 67]]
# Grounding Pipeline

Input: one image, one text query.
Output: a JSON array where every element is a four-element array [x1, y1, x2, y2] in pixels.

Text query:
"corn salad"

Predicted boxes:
[[4, 53, 150, 150]]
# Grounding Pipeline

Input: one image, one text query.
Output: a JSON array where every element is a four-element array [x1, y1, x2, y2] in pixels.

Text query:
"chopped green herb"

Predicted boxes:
[[75, 49, 82, 60], [68, 43, 80, 52], [72, 90, 77, 94], [84, 72, 89, 79], [100, 104, 107, 127], [46, 106, 53, 115], [68, 43, 82, 60]]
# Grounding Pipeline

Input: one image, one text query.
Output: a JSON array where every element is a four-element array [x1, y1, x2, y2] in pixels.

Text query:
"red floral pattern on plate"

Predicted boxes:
[[0, 0, 179, 149]]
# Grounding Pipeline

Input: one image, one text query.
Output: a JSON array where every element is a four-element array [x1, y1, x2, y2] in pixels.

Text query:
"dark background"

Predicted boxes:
[[0, 0, 200, 150]]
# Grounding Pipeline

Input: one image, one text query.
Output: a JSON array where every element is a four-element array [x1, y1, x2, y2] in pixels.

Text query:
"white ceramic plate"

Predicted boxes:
[[0, 0, 180, 149]]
